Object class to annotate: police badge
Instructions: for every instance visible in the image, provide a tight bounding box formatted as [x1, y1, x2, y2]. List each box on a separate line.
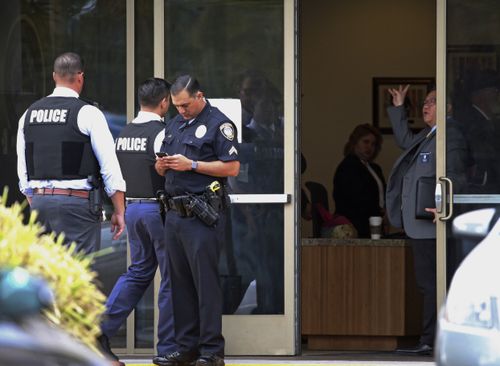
[219, 122, 234, 141]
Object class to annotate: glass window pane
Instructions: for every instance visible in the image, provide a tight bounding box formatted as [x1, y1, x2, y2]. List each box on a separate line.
[135, 0, 155, 116]
[135, 282, 155, 349]
[0, 0, 128, 347]
[164, 0, 285, 314]
[446, 0, 500, 284]
[222, 204, 284, 314]
[446, 1, 500, 195]
[165, 0, 284, 194]
[132, 0, 155, 350]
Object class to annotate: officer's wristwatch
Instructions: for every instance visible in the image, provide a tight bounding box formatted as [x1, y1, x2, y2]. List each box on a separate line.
[191, 160, 198, 171]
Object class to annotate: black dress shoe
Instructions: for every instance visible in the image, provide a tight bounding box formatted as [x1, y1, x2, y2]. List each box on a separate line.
[195, 354, 225, 366]
[97, 334, 125, 366]
[153, 351, 198, 366]
[395, 343, 433, 355]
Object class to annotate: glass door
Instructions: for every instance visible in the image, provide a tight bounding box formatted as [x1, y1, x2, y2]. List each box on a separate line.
[0, 0, 134, 353]
[1, 0, 299, 357]
[155, 0, 298, 355]
[436, 0, 500, 305]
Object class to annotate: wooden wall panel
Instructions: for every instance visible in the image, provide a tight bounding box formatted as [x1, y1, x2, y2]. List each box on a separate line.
[301, 241, 423, 350]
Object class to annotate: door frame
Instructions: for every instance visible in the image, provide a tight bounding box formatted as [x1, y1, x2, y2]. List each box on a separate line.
[122, 0, 299, 356]
[435, 0, 447, 311]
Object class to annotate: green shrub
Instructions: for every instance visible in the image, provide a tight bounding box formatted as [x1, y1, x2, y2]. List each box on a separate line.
[0, 189, 106, 353]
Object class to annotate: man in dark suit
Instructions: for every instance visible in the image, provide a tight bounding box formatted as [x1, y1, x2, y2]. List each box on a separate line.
[450, 70, 500, 263]
[386, 84, 437, 355]
[454, 69, 500, 195]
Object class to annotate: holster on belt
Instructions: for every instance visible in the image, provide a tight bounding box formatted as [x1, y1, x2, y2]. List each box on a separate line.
[156, 190, 167, 219]
[205, 180, 230, 211]
[87, 175, 104, 217]
[185, 193, 219, 226]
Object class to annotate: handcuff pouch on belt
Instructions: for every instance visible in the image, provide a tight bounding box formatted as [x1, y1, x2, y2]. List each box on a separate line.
[156, 191, 188, 216]
[172, 196, 191, 217]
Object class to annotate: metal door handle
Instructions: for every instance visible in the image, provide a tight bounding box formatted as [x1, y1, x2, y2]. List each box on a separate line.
[438, 177, 454, 221]
[435, 182, 443, 213]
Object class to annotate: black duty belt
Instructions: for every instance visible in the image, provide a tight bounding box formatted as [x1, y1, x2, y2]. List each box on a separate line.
[158, 192, 221, 226]
[165, 195, 194, 217]
[126, 198, 158, 204]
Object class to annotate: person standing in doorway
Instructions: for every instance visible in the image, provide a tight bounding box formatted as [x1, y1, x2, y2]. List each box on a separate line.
[386, 84, 437, 355]
[16, 52, 125, 254]
[154, 75, 240, 366]
[98, 78, 175, 366]
[333, 123, 385, 238]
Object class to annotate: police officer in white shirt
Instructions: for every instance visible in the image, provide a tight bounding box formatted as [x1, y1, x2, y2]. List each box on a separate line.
[16, 52, 126, 254]
[98, 78, 175, 366]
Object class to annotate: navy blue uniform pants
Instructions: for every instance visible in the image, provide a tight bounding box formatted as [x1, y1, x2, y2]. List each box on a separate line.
[31, 194, 100, 254]
[102, 202, 175, 355]
[165, 210, 225, 357]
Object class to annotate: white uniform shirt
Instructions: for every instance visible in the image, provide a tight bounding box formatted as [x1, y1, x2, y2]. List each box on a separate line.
[17, 86, 126, 197]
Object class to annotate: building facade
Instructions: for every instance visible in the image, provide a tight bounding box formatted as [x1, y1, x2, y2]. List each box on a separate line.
[2, 0, 500, 357]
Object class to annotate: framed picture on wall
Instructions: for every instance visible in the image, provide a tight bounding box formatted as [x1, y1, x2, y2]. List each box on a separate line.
[372, 77, 435, 134]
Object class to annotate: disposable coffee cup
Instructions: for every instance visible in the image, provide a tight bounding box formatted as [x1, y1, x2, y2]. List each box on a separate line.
[369, 216, 383, 240]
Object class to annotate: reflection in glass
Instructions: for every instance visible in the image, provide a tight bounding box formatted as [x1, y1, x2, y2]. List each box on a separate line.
[221, 204, 284, 314]
[132, 0, 155, 350]
[447, 1, 500, 196]
[446, 203, 498, 288]
[135, 283, 155, 349]
[164, 0, 284, 314]
[446, 0, 500, 285]
[135, 0, 154, 116]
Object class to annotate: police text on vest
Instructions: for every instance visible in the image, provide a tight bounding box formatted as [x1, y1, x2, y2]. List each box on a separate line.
[29, 109, 68, 123]
[115, 137, 148, 152]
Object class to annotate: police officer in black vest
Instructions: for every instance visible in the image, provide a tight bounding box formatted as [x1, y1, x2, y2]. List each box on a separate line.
[98, 78, 175, 366]
[153, 75, 240, 366]
[16, 52, 125, 254]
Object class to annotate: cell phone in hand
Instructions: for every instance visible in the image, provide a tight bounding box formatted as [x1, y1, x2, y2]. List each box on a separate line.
[155, 152, 169, 158]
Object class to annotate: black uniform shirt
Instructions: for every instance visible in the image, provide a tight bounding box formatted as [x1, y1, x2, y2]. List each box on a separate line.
[161, 102, 239, 195]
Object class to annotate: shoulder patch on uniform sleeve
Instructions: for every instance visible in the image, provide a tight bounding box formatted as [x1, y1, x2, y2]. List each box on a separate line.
[229, 146, 238, 155]
[219, 122, 235, 141]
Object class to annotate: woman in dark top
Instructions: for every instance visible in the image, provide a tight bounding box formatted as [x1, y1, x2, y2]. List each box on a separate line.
[333, 124, 386, 238]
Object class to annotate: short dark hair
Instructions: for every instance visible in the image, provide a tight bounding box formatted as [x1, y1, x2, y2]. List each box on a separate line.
[343, 123, 383, 160]
[137, 78, 171, 107]
[170, 74, 201, 97]
[53, 52, 84, 78]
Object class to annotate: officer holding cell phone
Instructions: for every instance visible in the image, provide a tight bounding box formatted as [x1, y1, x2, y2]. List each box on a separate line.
[98, 78, 175, 366]
[153, 75, 240, 366]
